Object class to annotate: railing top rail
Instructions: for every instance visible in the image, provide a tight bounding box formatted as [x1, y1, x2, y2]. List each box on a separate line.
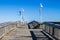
[43, 22, 60, 29]
[0, 22, 16, 29]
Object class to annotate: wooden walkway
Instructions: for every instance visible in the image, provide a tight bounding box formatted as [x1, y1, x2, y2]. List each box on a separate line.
[1, 24, 49, 40]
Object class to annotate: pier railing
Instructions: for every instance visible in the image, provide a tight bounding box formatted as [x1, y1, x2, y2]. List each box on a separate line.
[0, 22, 17, 39]
[43, 22, 60, 40]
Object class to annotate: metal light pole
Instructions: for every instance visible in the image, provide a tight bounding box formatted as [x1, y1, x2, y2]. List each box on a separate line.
[19, 8, 24, 24]
[40, 3, 43, 29]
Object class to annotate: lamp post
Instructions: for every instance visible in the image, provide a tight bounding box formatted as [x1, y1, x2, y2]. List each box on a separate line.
[40, 3, 43, 29]
[19, 8, 24, 24]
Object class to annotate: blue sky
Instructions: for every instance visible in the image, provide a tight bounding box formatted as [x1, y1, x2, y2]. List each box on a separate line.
[0, 0, 60, 23]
